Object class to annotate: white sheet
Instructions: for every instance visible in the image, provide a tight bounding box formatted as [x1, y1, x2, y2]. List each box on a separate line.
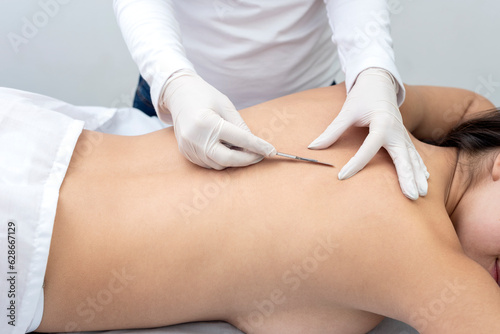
[54, 318, 417, 334]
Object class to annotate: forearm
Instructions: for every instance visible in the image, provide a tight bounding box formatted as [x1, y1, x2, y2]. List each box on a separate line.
[400, 85, 494, 141]
[113, 0, 194, 111]
[323, 0, 405, 104]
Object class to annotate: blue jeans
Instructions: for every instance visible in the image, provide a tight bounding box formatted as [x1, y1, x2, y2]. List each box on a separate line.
[132, 75, 337, 117]
[133, 76, 157, 117]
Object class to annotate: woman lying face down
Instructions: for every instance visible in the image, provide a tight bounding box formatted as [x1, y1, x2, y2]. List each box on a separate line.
[35, 83, 500, 334]
[441, 112, 500, 286]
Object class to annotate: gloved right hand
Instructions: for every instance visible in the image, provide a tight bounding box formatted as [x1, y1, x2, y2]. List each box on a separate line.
[160, 70, 276, 170]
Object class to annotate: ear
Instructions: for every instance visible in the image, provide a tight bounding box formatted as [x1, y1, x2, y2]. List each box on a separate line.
[492, 153, 500, 181]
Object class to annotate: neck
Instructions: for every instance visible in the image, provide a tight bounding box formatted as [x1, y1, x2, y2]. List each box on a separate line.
[413, 140, 467, 217]
[444, 149, 470, 217]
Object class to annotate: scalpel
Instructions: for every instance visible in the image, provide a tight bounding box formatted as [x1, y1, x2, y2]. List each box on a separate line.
[276, 152, 334, 167]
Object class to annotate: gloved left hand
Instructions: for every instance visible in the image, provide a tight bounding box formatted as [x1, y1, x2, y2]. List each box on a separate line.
[308, 68, 429, 200]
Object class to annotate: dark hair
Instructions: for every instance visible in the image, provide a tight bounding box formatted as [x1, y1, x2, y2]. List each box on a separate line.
[434, 108, 500, 155]
[430, 108, 500, 186]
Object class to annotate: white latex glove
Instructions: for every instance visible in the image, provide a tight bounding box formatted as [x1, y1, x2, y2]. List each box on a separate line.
[308, 68, 429, 200]
[160, 70, 276, 170]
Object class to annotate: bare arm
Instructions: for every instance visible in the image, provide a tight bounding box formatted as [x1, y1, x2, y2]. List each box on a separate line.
[400, 85, 495, 141]
[404, 250, 500, 333]
[336, 211, 500, 333]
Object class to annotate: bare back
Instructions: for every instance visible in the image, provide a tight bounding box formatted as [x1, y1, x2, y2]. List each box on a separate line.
[39, 85, 498, 334]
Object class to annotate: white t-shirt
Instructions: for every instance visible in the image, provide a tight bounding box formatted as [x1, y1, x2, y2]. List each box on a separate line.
[114, 0, 404, 116]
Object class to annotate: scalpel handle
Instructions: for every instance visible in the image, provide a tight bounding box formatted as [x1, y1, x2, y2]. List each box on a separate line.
[276, 152, 317, 163]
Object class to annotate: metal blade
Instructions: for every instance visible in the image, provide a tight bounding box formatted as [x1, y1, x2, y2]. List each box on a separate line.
[276, 152, 334, 167]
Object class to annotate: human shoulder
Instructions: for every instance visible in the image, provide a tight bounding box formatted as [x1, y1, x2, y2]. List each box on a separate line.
[341, 206, 500, 333]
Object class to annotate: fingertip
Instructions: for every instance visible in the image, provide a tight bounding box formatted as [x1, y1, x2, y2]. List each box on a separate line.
[415, 168, 429, 197]
[262, 142, 277, 157]
[401, 179, 420, 200]
[403, 188, 419, 201]
[338, 169, 347, 180]
[203, 159, 225, 170]
[417, 174, 428, 197]
[308, 138, 325, 150]
[243, 154, 265, 166]
[308, 127, 343, 149]
[419, 185, 428, 197]
[338, 165, 357, 180]
[257, 142, 276, 157]
[338, 173, 351, 181]
[407, 148, 428, 197]
[268, 147, 277, 157]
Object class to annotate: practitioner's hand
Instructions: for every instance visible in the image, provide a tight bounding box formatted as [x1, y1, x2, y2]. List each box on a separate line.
[308, 68, 429, 200]
[160, 70, 276, 170]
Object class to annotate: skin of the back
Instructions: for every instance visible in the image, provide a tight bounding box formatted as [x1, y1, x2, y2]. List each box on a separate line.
[38, 84, 500, 334]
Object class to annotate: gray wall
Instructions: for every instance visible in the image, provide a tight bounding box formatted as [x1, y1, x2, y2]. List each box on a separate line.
[1, 0, 499, 108]
[391, 0, 500, 105]
[0, 0, 138, 108]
